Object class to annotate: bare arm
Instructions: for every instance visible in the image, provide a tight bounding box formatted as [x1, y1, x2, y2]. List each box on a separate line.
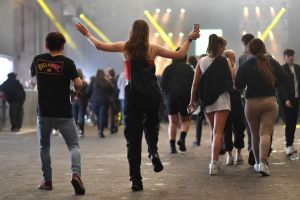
[73, 77, 82, 91]
[187, 61, 202, 113]
[75, 23, 124, 52]
[152, 31, 200, 60]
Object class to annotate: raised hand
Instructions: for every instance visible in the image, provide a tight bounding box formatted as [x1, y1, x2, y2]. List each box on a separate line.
[75, 23, 90, 36]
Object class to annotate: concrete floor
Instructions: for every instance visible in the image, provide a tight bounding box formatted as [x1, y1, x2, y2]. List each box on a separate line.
[0, 123, 300, 200]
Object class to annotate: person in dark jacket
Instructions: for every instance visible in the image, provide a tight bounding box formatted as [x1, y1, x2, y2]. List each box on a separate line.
[188, 34, 233, 175]
[280, 49, 300, 156]
[0, 72, 25, 132]
[160, 48, 194, 154]
[235, 38, 290, 176]
[87, 69, 114, 138]
[72, 68, 89, 137]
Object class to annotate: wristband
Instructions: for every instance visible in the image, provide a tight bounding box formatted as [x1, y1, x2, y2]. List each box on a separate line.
[187, 36, 193, 43]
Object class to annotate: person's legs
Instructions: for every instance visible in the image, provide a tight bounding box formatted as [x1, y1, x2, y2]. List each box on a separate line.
[223, 113, 234, 165]
[259, 100, 278, 164]
[77, 101, 87, 136]
[177, 115, 191, 152]
[9, 102, 18, 131]
[245, 100, 261, 165]
[282, 101, 299, 148]
[144, 106, 163, 173]
[212, 110, 229, 162]
[168, 114, 178, 153]
[37, 117, 53, 182]
[57, 117, 85, 194]
[124, 111, 144, 185]
[194, 111, 205, 146]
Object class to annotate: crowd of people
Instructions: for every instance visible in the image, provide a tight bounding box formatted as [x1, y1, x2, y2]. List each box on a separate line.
[1, 18, 298, 195]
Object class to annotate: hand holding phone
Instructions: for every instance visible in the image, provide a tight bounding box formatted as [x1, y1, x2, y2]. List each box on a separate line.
[193, 24, 200, 32]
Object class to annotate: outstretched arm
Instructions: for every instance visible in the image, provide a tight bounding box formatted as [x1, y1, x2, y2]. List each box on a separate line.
[152, 31, 200, 60]
[75, 23, 124, 52]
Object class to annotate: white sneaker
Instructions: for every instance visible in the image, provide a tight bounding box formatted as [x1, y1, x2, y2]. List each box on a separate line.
[209, 162, 220, 175]
[254, 163, 259, 172]
[235, 153, 244, 164]
[258, 163, 270, 176]
[286, 146, 296, 156]
[226, 155, 234, 165]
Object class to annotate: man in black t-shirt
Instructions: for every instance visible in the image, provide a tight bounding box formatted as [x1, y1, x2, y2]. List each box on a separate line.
[30, 32, 85, 195]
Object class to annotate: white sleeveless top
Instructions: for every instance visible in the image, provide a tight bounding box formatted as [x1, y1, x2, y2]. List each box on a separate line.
[198, 56, 231, 113]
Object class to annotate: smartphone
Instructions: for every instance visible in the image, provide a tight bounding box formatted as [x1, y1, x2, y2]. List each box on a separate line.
[193, 24, 200, 32]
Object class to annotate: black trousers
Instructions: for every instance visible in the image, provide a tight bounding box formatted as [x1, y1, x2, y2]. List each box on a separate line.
[195, 110, 205, 143]
[9, 102, 24, 130]
[224, 90, 245, 151]
[124, 86, 160, 180]
[281, 99, 299, 147]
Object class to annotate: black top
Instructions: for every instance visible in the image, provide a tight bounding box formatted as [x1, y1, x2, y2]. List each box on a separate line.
[0, 77, 25, 103]
[30, 53, 78, 118]
[160, 61, 194, 99]
[198, 55, 233, 107]
[281, 63, 300, 100]
[129, 59, 163, 103]
[235, 57, 288, 100]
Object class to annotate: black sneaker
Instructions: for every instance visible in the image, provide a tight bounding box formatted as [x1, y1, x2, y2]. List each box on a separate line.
[149, 153, 164, 173]
[177, 140, 187, 152]
[248, 150, 255, 166]
[169, 146, 177, 154]
[193, 140, 200, 147]
[131, 178, 143, 192]
[71, 174, 85, 195]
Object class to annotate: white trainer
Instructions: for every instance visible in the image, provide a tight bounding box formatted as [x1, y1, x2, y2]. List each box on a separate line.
[226, 155, 234, 165]
[235, 153, 244, 164]
[254, 163, 259, 172]
[258, 163, 270, 176]
[209, 162, 220, 175]
[286, 146, 296, 156]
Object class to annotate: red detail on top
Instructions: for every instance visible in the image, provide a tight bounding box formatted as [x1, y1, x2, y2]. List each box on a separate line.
[124, 60, 155, 81]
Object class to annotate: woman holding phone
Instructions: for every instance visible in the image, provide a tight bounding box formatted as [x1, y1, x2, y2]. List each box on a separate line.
[75, 20, 199, 191]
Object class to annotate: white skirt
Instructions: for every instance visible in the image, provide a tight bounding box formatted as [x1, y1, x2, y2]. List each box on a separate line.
[205, 91, 231, 113]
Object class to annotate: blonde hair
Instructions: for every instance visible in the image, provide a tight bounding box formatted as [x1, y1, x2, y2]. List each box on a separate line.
[223, 49, 236, 67]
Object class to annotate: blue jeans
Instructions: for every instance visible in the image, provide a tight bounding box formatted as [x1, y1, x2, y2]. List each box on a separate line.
[93, 103, 109, 135]
[37, 116, 81, 181]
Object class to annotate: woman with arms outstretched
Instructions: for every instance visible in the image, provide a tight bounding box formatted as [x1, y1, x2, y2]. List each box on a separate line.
[76, 20, 199, 191]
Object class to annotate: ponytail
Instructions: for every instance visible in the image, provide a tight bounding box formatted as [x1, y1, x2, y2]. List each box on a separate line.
[256, 54, 275, 86]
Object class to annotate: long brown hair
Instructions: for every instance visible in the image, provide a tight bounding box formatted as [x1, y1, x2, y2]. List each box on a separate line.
[94, 69, 111, 88]
[248, 38, 275, 86]
[124, 20, 149, 60]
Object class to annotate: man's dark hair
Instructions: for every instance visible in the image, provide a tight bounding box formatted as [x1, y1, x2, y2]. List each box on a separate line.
[46, 32, 66, 51]
[283, 48, 295, 56]
[241, 33, 255, 46]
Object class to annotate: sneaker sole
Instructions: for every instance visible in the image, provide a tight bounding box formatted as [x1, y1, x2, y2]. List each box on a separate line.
[258, 171, 270, 177]
[71, 179, 85, 195]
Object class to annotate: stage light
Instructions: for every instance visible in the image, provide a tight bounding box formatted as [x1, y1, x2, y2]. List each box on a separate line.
[154, 32, 160, 37]
[37, 0, 77, 49]
[155, 8, 160, 13]
[144, 10, 176, 49]
[242, 31, 246, 35]
[168, 33, 173, 38]
[244, 7, 249, 18]
[79, 13, 112, 43]
[255, 6, 261, 18]
[260, 8, 286, 41]
[180, 9, 186, 14]
[166, 8, 172, 13]
[270, 7, 275, 16]
[257, 31, 262, 37]
[269, 31, 274, 40]
[179, 32, 184, 37]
